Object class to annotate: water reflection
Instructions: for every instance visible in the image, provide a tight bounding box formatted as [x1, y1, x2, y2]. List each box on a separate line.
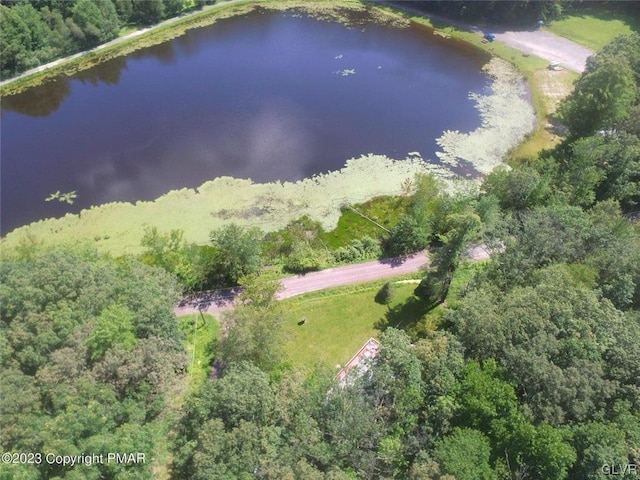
[1, 9, 490, 233]
[2, 56, 128, 118]
[131, 41, 177, 65]
[1, 80, 70, 117]
[74, 56, 128, 86]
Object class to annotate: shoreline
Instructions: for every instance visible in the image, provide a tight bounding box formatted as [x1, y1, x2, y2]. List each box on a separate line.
[1, 54, 535, 256]
[1, 1, 559, 256]
[0, 0, 389, 96]
[0, 0, 251, 95]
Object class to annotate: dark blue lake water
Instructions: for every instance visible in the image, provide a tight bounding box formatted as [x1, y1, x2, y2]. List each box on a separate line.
[1, 8, 489, 233]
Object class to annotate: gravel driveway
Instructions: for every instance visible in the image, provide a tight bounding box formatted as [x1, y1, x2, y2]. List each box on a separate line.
[493, 29, 594, 72]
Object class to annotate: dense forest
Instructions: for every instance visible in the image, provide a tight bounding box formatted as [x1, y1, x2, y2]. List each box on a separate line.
[168, 33, 640, 479]
[0, 0, 216, 80]
[1, 11, 640, 480]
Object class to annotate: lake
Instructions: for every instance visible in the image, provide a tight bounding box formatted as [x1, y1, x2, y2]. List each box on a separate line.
[1, 8, 490, 234]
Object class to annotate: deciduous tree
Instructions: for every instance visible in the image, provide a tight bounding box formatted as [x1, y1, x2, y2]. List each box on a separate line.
[210, 223, 264, 285]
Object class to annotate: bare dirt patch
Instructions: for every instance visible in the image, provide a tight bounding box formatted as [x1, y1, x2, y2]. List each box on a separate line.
[534, 67, 575, 139]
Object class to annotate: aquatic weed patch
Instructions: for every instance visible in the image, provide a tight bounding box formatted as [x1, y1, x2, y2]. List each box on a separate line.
[2, 155, 451, 256]
[435, 58, 536, 174]
[1, 56, 537, 257]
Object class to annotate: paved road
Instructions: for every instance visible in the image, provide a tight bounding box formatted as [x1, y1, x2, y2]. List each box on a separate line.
[174, 244, 491, 317]
[277, 252, 430, 300]
[278, 243, 491, 300]
[174, 252, 430, 317]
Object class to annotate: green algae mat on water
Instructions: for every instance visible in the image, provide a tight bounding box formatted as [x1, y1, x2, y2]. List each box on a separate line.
[2, 57, 534, 257]
[2, 155, 445, 255]
[1, 1, 536, 257]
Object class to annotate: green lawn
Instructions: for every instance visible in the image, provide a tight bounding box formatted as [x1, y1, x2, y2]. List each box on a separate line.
[546, 9, 639, 51]
[282, 280, 422, 370]
[281, 261, 485, 370]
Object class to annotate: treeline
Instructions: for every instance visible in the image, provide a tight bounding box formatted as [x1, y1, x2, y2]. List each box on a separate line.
[405, 0, 562, 26]
[170, 33, 640, 479]
[0, 0, 216, 80]
[407, 0, 639, 27]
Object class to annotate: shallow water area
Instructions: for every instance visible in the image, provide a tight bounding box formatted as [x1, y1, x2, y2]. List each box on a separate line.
[1, 7, 492, 234]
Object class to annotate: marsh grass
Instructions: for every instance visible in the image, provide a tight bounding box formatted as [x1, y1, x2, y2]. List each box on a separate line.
[319, 196, 411, 248]
[2, 155, 444, 256]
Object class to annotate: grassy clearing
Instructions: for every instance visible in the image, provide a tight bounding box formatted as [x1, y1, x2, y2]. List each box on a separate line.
[546, 8, 639, 51]
[178, 312, 219, 386]
[319, 195, 411, 248]
[281, 278, 421, 369]
[514, 67, 578, 159]
[281, 260, 485, 370]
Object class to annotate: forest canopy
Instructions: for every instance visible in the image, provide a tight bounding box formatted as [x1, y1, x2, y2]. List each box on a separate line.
[1, 8, 639, 480]
[0, 246, 187, 479]
[0, 0, 213, 80]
